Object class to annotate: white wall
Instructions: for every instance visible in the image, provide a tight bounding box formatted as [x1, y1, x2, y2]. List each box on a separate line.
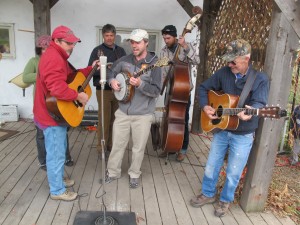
[0, 0, 202, 119]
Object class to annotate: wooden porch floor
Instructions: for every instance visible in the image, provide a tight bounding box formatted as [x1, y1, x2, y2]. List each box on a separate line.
[0, 120, 296, 225]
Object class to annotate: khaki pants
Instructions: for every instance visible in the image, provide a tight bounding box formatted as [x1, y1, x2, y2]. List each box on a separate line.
[107, 109, 153, 178]
[96, 89, 118, 152]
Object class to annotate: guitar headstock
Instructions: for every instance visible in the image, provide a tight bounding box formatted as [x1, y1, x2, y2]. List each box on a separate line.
[258, 106, 287, 119]
[156, 57, 171, 67]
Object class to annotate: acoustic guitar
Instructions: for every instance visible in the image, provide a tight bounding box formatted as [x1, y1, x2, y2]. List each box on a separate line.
[46, 65, 98, 127]
[201, 90, 287, 133]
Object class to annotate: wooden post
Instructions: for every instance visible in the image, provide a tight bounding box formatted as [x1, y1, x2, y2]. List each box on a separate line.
[274, 0, 300, 38]
[240, 2, 299, 212]
[32, 0, 51, 40]
[191, 0, 223, 133]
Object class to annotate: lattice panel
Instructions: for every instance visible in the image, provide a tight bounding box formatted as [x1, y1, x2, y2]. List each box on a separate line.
[206, 0, 273, 76]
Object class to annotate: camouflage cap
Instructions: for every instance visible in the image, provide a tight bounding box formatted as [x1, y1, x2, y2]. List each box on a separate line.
[221, 39, 251, 62]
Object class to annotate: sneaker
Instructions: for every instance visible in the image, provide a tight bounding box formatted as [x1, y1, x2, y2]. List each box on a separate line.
[65, 159, 74, 167]
[176, 153, 186, 162]
[50, 190, 77, 201]
[129, 177, 139, 189]
[104, 170, 118, 184]
[63, 177, 75, 188]
[190, 194, 216, 208]
[214, 201, 230, 217]
[290, 157, 298, 165]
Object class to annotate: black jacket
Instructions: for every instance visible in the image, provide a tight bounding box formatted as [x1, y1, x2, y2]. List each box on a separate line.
[88, 43, 126, 90]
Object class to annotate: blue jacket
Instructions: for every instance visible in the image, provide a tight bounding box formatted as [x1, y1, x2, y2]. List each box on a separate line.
[198, 64, 269, 134]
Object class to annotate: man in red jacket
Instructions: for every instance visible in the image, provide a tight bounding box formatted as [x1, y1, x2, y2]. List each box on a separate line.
[34, 25, 99, 201]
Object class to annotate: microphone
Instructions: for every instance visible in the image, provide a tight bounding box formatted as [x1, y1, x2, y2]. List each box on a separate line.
[99, 56, 107, 84]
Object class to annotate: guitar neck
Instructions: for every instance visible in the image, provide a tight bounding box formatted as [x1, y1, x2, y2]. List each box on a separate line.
[79, 64, 98, 91]
[133, 64, 155, 78]
[222, 108, 259, 116]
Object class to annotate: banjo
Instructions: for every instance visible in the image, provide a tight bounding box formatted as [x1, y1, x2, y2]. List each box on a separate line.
[114, 56, 169, 103]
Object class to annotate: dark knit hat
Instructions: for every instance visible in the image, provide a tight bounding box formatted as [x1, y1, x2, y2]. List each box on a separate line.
[161, 25, 177, 37]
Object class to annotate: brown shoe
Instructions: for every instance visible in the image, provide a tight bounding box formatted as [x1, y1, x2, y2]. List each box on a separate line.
[176, 153, 185, 162]
[214, 201, 230, 217]
[50, 190, 77, 201]
[190, 194, 216, 208]
[63, 177, 75, 188]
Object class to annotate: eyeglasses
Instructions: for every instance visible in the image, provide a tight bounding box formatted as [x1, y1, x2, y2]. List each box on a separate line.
[60, 39, 76, 46]
[227, 60, 237, 65]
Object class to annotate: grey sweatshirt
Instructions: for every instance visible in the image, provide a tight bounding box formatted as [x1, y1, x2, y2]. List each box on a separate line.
[108, 52, 162, 115]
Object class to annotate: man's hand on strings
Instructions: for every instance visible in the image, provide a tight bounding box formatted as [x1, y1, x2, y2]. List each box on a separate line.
[129, 77, 141, 87]
[178, 35, 188, 50]
[203, 105, 218, 120]
[110, 79, 121, 91]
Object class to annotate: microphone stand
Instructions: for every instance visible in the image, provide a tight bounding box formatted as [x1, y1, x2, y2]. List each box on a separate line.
[96, 56, 118, 225]
[73, 58, 135, 225]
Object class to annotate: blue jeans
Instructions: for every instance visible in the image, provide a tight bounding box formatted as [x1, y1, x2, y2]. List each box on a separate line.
[44, 126, 67, 195]
[36, 126, 71, 165]
[202, 130, 254, 202]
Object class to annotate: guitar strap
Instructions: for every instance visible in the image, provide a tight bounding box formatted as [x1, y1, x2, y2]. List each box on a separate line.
[237, 69, 258, 108]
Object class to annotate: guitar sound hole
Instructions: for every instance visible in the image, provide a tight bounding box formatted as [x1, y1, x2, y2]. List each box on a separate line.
[212, 106, 223, 125]
[212, 118, 221, 125]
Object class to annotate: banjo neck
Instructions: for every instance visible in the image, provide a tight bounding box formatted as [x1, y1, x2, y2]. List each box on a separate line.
[133, 64, 156, 78]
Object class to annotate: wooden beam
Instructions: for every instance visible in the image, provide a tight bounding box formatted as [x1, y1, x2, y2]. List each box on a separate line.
[29, 0, 59, 9]
[191, 0, 223, 133]
[33, 0, 51, 39]
[49, 0, 59, 8]
[177, 0, 194, 17]
[240, 3, 299, 212]
[274, 0, 300, 38]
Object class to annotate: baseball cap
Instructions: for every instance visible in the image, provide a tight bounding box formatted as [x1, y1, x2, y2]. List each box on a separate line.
[51, 25, 81, 43]
[221, 39, 251, 62]
[128, 29, 149, 42]
[161, 25, 177, 37]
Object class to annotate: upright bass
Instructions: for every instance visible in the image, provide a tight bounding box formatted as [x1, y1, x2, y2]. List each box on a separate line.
[161, 11, 202, 154]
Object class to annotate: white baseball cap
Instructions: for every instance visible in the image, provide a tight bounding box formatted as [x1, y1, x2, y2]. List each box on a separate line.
[128, 29, 149, 42]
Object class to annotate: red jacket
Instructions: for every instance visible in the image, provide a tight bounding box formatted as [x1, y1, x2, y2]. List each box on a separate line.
[33, 41, 92, 127]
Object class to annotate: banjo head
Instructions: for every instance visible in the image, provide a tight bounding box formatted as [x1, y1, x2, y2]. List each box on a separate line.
[114, 72, 130, 102]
